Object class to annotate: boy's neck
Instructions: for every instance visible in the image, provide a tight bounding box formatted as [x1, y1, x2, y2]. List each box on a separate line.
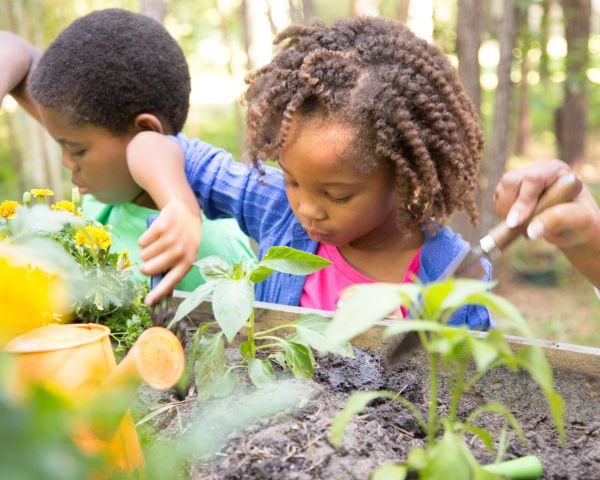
[132, 190, 158, 210]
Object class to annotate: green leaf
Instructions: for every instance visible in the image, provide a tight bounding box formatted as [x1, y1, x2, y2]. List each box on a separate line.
[465, 292, 533, 338]
[383, 320, 446, 338]
[458, 423, 495, 454]
[291, 315, 354, 357]
[248, 358, 276, 387]
[420, 430, 477, 479]
[329, 391, 387, 447]
[258, 246, 331, 275]
[468, 336, 499, 372]
[406, 447, 427, 471]
[325, 283, 419, 346]
[279, 340, 314, 379]
[247, 265, 274, 284]
[240, 340, 252, 359]
[170, 281, 215, 327]
[194, 256, 231, 280]
[422, 280, 456, 318]
[372, 463, 407, 480]
[515, 347, 565, 440]
[437, 279, 493, 313]
[194, 333, 235, 401]
[212, 279, 254, 342]
[467, 401, 525, 444]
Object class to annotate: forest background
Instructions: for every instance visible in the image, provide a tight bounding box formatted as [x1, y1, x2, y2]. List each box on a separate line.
[1, 0, 599, 346]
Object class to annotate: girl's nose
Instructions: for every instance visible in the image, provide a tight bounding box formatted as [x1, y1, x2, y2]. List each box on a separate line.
[297, 195, 326, 223]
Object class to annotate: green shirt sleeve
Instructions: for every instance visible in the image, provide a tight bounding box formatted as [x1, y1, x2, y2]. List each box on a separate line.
[82, 196, 256, 291]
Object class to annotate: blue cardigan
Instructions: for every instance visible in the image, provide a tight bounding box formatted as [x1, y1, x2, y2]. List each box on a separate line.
[173, 133, 492, 330]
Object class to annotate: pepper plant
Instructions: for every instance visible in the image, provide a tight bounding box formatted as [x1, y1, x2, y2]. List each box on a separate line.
[324, 279, 565, 479]
[170, 246, 353, 399]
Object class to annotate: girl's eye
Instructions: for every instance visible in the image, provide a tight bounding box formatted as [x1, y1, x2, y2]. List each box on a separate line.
[284, 179, 299, 188]
[325, 192, 352, 204]
[72, 149, 86, 157]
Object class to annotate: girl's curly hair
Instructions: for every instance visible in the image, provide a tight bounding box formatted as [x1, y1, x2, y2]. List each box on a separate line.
[243, 16, 484, 228]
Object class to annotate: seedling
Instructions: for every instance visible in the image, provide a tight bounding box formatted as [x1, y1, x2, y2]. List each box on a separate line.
[170, 246, 353, 399]
[324, 279, 565, 479]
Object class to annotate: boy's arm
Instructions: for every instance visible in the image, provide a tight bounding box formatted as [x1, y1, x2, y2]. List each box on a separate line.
[127, 131, 202, 305]
[0, 31, 41, 121]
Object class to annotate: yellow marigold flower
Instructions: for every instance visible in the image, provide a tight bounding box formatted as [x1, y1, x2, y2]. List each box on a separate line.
[0, 200, 20, 220]
[51, 200, 76, 214]
[30, 188, 54, 197]
[0, 256, 67, 346]
[117, 251, 131, 269]
[75, 226, 112, 251]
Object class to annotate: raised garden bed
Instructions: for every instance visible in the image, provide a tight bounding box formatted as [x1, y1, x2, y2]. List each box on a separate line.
[136, 299, 600, 480]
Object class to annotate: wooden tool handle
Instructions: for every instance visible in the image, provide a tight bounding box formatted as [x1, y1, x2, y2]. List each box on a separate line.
[488, 172, 583, 251]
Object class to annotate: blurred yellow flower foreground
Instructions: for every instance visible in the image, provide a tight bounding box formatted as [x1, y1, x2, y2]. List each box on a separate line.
[0, 252, 67, 346]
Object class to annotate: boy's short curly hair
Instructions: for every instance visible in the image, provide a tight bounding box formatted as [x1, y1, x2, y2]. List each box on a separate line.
[29, 8, 190, 135]
[244, 17, 484, 228]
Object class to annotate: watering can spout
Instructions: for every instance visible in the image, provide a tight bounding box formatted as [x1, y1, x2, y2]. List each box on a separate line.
[88, 327, 185, 440]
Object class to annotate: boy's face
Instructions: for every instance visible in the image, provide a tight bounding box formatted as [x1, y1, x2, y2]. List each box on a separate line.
[39, 106, 141, 204]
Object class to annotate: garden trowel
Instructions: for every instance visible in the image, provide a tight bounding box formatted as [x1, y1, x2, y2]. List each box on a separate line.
[385, 172, 583, 363]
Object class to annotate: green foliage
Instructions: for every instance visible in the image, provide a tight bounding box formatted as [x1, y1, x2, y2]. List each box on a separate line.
[171, 246, 352, 398]
[0, 354, 102, 479]
[0, 190, 150, 351]
[325, 278, 565, 478]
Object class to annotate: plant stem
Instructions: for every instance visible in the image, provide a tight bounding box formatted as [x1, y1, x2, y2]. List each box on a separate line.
[255, 323, 296, 336]
[255, 343, 279, 351]
[449, 358, 467, 424]
[247, 310, 256, 360]
[427, 352, 439, 447]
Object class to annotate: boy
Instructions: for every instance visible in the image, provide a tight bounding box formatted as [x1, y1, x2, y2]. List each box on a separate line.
[0, 9, 255, 296]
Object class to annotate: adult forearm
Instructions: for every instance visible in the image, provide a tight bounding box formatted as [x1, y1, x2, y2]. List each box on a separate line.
[561, 236, 600, 289]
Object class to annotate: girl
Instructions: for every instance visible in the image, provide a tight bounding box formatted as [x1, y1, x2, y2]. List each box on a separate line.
[130, 16, 491, 328]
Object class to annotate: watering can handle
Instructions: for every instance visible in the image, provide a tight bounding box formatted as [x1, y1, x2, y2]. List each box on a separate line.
[146, 214, 166, 292]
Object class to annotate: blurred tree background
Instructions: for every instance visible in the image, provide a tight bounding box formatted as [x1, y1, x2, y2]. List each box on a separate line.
[1, 0, 600, 344]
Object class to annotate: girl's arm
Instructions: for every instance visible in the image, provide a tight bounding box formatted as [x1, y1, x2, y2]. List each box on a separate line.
[0, 31, 41, 121]
[127, 131, 203, 304]
[494, 159, 600, 289]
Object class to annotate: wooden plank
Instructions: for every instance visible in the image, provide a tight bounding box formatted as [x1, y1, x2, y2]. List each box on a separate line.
[172, 292, 600, 377]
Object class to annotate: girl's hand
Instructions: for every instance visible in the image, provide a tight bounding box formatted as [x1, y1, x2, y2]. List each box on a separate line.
[139, 199, 202, 305]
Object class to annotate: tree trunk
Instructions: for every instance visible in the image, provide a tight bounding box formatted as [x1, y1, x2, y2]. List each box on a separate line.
[478, 0, 518, 237]
[555, 0, 590, 165]
[288, 0, 301, 23]
[456, 0, 482, 114]
[301, 0, 315, 22]
[451, 0, 483, 242]
[515, 7, 531, 157]
[539, 0, 552, 81]
[140, 0, 166, 23]
[396, 0, 410, 23]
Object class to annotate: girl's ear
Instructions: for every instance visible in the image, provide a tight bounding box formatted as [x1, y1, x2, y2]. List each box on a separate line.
[132, 113, 165, 134]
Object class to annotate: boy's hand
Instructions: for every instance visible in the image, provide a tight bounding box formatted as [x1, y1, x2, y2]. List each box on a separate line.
[139, 199, 202, 305]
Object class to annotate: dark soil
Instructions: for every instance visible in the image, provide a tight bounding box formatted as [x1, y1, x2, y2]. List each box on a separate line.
[137, 348, 600, 480]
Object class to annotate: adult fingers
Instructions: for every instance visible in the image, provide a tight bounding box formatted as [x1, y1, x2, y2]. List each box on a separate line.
[527, 202, 594, 248]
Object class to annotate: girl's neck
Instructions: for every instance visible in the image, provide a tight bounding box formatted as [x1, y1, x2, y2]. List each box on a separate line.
[338, 224, 424, 282]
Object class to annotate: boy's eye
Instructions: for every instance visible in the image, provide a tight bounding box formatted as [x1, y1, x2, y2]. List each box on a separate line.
[72, 149, 86, 157]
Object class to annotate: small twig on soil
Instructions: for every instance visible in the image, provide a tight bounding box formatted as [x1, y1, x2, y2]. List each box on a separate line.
[135, 397, 196, 427]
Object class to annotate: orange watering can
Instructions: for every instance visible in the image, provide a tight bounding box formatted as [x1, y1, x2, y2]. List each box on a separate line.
[5, 323, 185, 474]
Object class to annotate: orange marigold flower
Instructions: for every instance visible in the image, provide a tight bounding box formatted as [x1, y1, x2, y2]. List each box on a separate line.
[0, 200, 21, 220]
[75, 226, 112, 251]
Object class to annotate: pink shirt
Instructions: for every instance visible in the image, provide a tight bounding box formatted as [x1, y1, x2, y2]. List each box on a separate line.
[300, 243, 422, 312]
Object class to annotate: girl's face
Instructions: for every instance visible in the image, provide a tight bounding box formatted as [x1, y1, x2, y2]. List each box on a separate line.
[280, 118, 398, 247]
[39, 106, 141, 204]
